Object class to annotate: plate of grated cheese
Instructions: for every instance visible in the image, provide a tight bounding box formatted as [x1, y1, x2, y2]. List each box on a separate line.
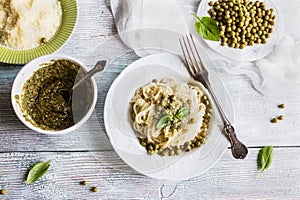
[0, 0, 77, 64]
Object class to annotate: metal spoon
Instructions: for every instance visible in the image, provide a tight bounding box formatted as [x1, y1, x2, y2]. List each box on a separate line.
[60, 60, 106, 103]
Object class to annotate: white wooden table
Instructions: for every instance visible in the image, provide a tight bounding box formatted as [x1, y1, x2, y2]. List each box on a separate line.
[1, 0, 300, 199]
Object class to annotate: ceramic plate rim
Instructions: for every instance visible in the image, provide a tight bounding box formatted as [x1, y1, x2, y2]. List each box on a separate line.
[104, 52, 233, 180]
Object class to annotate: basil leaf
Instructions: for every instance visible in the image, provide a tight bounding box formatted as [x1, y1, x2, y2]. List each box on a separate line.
[175, 107, 190, 119]
[156, 114, 173, 129]
[258, 146, 273, 174]
[193, 14, 220, 41]
[26, 160, 51, 184]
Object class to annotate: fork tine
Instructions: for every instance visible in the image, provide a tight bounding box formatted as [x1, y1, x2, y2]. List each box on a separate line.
[183, 36, 199, 75]
[185, 34, 204, 73]
[179, 37, 195, 76]
[179, 34, 206, 78]
[188, 34, 206, 71]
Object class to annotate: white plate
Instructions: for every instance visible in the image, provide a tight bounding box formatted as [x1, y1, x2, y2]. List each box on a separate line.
[104, 52, 234, 180]
[197, 0, 284, 61]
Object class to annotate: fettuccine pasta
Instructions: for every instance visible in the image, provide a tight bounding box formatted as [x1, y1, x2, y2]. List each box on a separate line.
[130, 78, 211, 156]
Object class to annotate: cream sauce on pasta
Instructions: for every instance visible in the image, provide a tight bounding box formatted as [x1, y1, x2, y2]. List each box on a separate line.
[130, 78, 206, 149]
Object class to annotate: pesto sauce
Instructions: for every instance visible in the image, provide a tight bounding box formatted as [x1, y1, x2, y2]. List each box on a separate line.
[21, 59, 92, 131]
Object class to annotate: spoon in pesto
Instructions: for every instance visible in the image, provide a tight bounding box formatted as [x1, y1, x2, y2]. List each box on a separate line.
[60, 60, 106, 104]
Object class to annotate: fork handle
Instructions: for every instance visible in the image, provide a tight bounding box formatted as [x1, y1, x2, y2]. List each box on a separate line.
[201, 80, 230, 125]
[203, 81, 248, 159]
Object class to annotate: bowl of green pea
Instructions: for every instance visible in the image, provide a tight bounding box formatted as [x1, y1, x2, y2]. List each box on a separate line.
[196, 0, 283, 61]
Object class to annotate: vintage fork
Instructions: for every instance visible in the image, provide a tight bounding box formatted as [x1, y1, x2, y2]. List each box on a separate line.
[179, 34, 248, 159]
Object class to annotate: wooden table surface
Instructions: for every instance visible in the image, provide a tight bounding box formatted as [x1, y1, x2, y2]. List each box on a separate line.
[1, 0, 300, 199]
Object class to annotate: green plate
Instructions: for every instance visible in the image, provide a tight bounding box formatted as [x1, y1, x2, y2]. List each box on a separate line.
[0, 0, 77, 64]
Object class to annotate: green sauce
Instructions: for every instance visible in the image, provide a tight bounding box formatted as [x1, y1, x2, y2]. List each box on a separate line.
[21, 59, 93, 131]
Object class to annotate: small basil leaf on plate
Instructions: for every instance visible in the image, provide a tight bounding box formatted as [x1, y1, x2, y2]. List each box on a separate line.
[156, 114, 173, 129]
[26, 160, 51, 184]
[258, 146, 273, 174]
[175, 106, 189, 119]
[193, 14, 220, 41]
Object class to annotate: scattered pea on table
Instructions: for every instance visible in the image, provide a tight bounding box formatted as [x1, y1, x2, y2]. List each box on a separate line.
[80, 180, 87, 186]
[0, 189, 6, 195]
[271, 118, 278, 123]
[277, 115, 284, 120]
[92, 187, 98, 193]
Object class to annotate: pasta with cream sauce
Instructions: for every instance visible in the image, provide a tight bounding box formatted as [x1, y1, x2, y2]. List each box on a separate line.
[130, 78, 208, 154]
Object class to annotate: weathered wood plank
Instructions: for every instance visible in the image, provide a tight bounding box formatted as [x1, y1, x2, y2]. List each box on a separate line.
[1, 58, 300, 152]
[0, 148, 299, 199]
[0, 0, 299, 199]
[1, 0, 300, 151]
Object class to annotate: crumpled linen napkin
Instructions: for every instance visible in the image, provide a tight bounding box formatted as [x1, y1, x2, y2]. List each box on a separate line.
[255, 35, 300, 94]
[110, 0, 188, 56]
[110, 0, 300, 96]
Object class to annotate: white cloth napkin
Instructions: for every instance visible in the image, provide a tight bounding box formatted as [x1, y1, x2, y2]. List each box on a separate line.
[110, 0, 300, 96]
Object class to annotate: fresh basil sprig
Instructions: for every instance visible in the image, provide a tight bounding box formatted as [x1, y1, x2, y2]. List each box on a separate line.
[156, 107, 190, 129]
[26, 160, 51, 184]
[192, 14, 220, 41]
[156, 114, 173, 129]
[175, 107, 190, 119]
[257, 146, 273, 174]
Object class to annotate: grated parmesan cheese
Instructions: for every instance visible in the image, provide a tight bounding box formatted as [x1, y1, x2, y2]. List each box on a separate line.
[0, 0, 62, 49]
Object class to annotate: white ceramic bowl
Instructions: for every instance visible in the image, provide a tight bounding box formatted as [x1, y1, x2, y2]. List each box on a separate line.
[11, 55, 98, 135]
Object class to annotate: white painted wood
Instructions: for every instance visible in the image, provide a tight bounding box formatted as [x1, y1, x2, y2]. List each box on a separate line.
[0, 148, 299, 199]
[0, 0, 300, 199]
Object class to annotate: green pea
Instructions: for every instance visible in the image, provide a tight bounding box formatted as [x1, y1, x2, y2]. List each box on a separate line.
[200, 138, 206, 144]
[256, 38, 262, 44]
[249, 40, 254, 46]
[195, 141, 201, 147]
[239, 44, 246, 49]
[271, 118, 278, 123]
[175, 149, 182, 155]
[186, 146, 192, 152]
[81, 180, 87, 186]
[92, 187, 98, 193]
[147, 144, 153, 151]
[258, 30, 262, 35]
[277, 115, 284, 120]
[169, 150, 175, 156]
[200, 131, 207, 137]
[0, 189, 6, 195]
[140, 141, 147, 147]
[269, 28, 273, 33]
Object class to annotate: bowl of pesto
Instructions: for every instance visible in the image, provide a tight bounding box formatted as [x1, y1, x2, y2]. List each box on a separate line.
[11, 55, 97, 134]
